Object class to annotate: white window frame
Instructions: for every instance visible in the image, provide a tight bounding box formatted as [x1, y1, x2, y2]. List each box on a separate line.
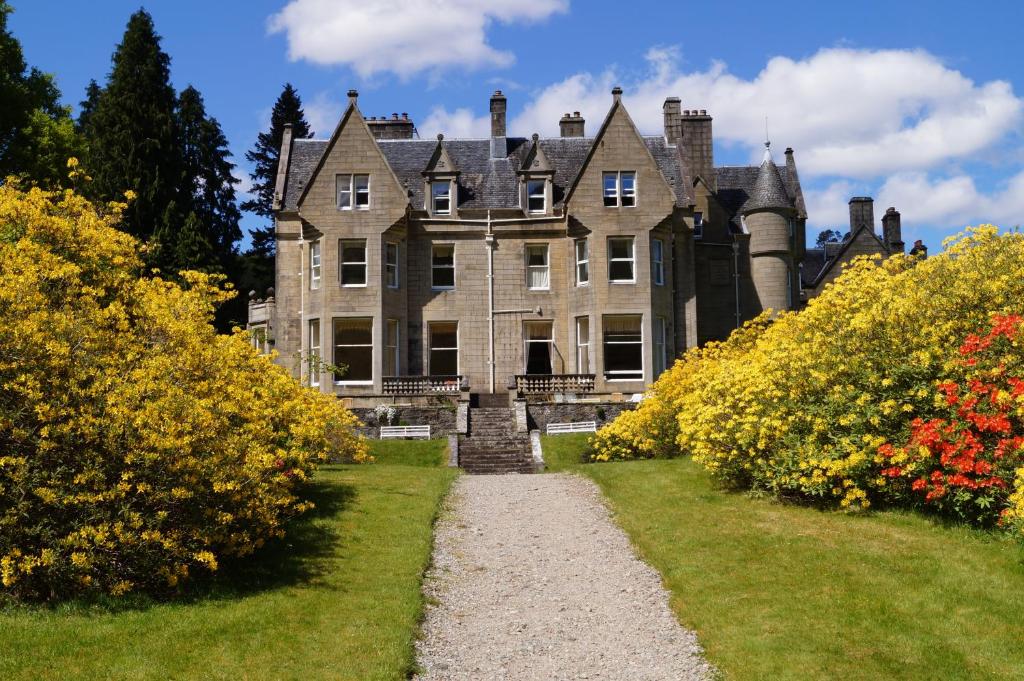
[354, 174, 370, 209]
[309, 241, 321, 290]
[526, 179, 546, 214]
[431, 243, 455, 290]
[332, 317, 373, 385]
[652, 238, 664, 286]
[693, 212, 704, 240]
[431, 180, 452, 216]
[339, 239, 367, 287]
[603, 315, 644, 382]
[385, 242, 399, 289]
[525, 243, 550, 291]
[384, 318, 399, 376]
[603, 171, 637, 208]
[428, 322, 459, 376]
[308, 319, 320, 387]
[653, 316, 667, 376]
[608, 236, 635, 284]
[336, 174, 370, 211]
[576, 316, 590, 374]
[575, 238, 589, 286]
[250, 325, 269, 354]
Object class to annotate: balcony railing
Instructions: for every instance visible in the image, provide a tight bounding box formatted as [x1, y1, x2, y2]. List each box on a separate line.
[382, 375, 466, 395]
[513, 373, 596, 396]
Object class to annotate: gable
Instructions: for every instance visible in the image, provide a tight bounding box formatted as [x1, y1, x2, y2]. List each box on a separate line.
[565, 101, 676, 215]
[295, 104, 407, 216]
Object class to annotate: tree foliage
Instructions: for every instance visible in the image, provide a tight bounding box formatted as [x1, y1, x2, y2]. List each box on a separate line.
[0, 1, 83, 186]
[815, 228, 843, 248]
[0, 183, 368, 600]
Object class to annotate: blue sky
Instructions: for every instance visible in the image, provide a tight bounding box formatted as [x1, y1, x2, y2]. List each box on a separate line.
[10, 0, 1024, 249]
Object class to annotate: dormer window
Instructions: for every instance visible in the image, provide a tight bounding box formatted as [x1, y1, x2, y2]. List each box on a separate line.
[527, 180, 546, 213]
[431, 181, 451, 215]
[603, 171, 636, 207]
[337, 174, 370, 210]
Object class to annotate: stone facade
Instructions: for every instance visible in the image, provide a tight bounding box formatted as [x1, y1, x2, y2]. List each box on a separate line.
[250, 87, 905, 401]
[526, 402, 635, 433]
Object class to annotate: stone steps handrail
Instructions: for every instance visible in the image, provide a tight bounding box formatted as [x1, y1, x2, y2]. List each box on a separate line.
[512, 374, 596, 396]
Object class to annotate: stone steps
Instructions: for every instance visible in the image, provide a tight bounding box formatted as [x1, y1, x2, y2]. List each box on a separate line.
[459, 406, 535, 475]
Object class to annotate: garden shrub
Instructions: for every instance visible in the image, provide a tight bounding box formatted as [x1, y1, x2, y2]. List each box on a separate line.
[591, 226, 1024, 531]
[0, 183, 368, 599]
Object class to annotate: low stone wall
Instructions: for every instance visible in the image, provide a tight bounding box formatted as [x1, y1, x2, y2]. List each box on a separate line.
[350, 406, 458, 439]
[526, 402, 635, 433]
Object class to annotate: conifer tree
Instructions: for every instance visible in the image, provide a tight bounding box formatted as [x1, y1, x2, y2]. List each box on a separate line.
[177, 86, 241, 264]
[238, 84, 312, 296]
[76, 80, 102, 135]
[84, 9, 181, 242]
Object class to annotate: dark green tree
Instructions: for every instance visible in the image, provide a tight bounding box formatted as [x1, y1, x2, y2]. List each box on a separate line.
[815, 229, 843, 248]
[76, 79, 102, 135]
[0, 1, 81, 185]
[84, 9, 181, 242]
[238, 83, 312, 297]
[176, 86, 242, 263]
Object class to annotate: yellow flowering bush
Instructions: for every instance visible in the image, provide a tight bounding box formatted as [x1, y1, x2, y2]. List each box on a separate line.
[592, 226, 1024, 528]
[0, 183, 368, 599]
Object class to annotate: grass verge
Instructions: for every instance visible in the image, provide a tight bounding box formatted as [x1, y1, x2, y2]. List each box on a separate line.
[1, 438, 457, 681]
[541, 434, 1024, 680]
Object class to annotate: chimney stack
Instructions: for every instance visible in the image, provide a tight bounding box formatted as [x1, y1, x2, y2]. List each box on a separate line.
[367, 112, 416, 140]
[490, 90, 507, 158]
[347, 89, 359, 106]
[663, 97, 682, 145]
[882, 207, 904, 254]
[559, 111, 585, 137]
[848, 197, 875, 233]
[680, 108, 714, 188]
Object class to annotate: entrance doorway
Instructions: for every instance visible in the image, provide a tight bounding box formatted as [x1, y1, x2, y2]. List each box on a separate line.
[524, 321, 553, 374]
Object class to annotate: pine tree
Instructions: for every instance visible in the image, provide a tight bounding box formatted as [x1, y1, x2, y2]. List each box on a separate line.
[84, 9, 181, 242]
[238, 83, 312, 297]
[76, 80, 102, 135]
[177, 86, 242, 264]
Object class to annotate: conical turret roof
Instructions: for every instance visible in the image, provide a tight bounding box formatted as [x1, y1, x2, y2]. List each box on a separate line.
[741, 142, 793, 214]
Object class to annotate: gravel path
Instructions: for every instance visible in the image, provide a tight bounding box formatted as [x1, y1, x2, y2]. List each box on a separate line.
[415, 474, 713, 680]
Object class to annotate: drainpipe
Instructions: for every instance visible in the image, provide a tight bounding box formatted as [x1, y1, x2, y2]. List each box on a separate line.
[732, 237, 741, 329]
[486, 210, 495, 394]
[299, 232, 306, 381]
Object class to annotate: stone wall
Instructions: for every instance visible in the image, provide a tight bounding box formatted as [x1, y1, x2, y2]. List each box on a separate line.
[526, 402, 635, 433]
[351, 405, 457, 439]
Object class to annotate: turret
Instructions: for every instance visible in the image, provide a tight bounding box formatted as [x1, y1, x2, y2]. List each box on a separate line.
[742, 142, 797, 315]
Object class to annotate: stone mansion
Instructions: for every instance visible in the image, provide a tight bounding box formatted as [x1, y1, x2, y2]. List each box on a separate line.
[248, 87, 906, 405]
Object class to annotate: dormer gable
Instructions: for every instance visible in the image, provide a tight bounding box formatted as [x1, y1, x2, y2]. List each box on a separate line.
[518, 134, 554, 175]
[518, 133, 554, 216]
[422, 134, 458, 217]
[422, 134, 459, 177]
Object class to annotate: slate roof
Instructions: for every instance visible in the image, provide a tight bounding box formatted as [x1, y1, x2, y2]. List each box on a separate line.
[801, 248, 828, 287]
[282, 134, 690, 212]
[741, 158, 794, 213]
[715, 165, 800, 232]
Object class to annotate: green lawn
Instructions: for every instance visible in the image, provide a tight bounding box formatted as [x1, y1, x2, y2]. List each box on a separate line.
[541, 434, 1024, 680]
[1, 439, 457, 681]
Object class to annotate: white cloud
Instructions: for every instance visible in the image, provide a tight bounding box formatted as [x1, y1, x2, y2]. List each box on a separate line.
[268, 0, 569, 78]
[303, 91, 344, 138]
[802, 180, 859, 229]
[876, 171, 1024, 232]
[480, 47, 1022, 180]
[420, 106, 490, 139]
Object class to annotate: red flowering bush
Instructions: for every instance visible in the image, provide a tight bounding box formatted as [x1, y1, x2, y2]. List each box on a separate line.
[878, 314, 1024, 526]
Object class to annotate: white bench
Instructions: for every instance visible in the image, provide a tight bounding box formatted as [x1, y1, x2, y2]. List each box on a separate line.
[546, 421, 597, 435]
[380, 425, 431, 439]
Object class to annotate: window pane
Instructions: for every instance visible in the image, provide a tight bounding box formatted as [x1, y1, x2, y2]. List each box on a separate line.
[337, 175, 352, 209]
[603, 173, 617, 206]
[333, 318, 372, 382]
[432, 244, 454, 266]
[528, 267, 549, 289]
[341, 266, 366, 286]
[609, 238, 632, 260]
[386, 243, 399, 288]
[433, 267, 454, 288]
[432, 181, 451, 214]
[609, 260, 633, 281]
[429, 322, 458, 375]
[432, 244, 455, 288]
[621, 172, 636, 206]
[354, 174, 369, 191]
[526, 245, 547, 266]
[527, 180, 545, 212]
[430, 350, 458, 376]
[577, 261, 589, 284]
[384, 320, 398, 375]
[576, 317, 590, 373]
[341, 243, 365, 262]
[603, 316, 642, 380]
[430, 323, 458, 349]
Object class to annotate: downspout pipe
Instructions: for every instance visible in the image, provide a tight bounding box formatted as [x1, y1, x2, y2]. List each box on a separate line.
[486, 211, 495, 394]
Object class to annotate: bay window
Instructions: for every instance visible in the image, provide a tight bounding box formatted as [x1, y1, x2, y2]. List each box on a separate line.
[608, 237, 635, 283]
[333, 318, 373, 384]
[384, 319, 399, 376]
[652, 238, 664, 285]
[603, 315, 642, 381]
[576, 316, 590, 373]
[310, 241, 321, 290]
[385, 242, 399, 288]
[308, 319, 320, 387]
[339, 239, 367, 287]
[575, 238, 589, 285]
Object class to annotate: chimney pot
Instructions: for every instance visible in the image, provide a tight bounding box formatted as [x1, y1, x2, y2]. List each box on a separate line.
[611, 86, 623, 101]
[573, 111, 580, 117]
[346, 89, 359, 104]
[402, 112, 408, 119]
[700, 109, 707, 115]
